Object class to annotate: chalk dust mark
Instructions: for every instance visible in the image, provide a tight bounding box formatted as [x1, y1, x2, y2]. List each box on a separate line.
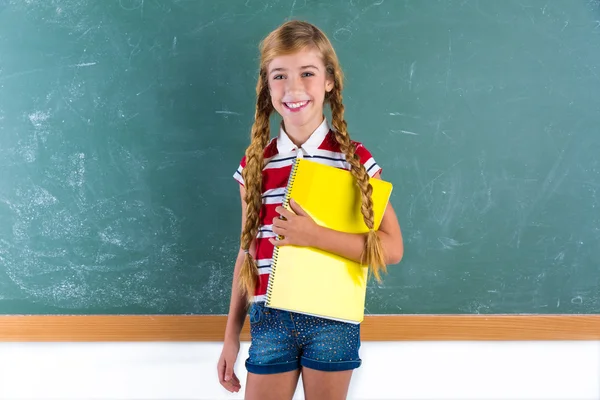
[438, 237, 467, 249]
[335, 0, 385, 42]
[512, 144, 570, 248]
[408, 159, 463, 218]
[28, 111, 50, 127]
[125, 113, 139, 122]
[409, 61, 416, 90]
[119, 0, 144, 15]
[334, 27, 352, 42]
[391, 129, 419, 136]
[77, 27, 93, 40]
[189, 20, 217, 35]
[215, 110, 242, 116]
[571, 296, 583, 305]
[389, 112, 421, 119]
[136, 83, 156, 96]
[68, 153, 86, 188]
[0, 68, 46, 83]
[60, 93, 90, 125]
[445, 32, 452, 93]
[70, 62, 97, 68]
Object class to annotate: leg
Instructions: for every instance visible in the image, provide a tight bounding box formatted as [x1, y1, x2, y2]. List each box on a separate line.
[302, 367, 354, 400]
[245, 303, 302, 399]
[245, 369, 301, 400]
[293, 313, 362, 400]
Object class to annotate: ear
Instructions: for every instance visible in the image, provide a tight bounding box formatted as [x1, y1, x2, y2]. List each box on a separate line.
[325, 77, 334, 93]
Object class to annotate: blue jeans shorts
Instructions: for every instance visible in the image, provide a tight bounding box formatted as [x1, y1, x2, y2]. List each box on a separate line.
[245, 302, 362, 374]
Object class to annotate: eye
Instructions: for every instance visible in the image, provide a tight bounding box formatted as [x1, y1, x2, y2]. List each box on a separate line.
[273, 74, 285, 80]
[301, 72, 314, 77]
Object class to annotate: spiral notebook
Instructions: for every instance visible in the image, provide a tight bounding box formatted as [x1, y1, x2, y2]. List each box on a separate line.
[265, 158, 393, 324]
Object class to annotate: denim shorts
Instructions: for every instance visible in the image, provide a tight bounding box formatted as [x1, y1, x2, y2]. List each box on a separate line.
[245, 302, 362, 374]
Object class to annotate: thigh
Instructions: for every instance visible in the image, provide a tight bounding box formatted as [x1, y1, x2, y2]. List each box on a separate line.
[245, 369, 301, 400]
[301, 367, 354, 400]
[246, 302, 301, 375]
[296, 314, 362, 372]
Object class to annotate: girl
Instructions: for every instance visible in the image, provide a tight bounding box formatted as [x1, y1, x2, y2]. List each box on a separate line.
[217, 20, 403, 400]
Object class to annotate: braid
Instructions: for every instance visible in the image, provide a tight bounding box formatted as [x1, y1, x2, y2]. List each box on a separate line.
[328, 79, 387, 282]
[239, 73, 273, 301]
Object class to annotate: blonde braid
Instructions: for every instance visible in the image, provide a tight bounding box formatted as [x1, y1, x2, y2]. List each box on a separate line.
[328, 82, 387, 282]
[239, 73, 272, 301]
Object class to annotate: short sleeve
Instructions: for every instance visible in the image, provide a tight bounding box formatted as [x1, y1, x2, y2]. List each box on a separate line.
[233, 155, 246, 186]
[353, 142, 382, 177]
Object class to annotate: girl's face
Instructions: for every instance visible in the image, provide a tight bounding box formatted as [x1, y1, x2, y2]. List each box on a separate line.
[267, 47, 334, 132]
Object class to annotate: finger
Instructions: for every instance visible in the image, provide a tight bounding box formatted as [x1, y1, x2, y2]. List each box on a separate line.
[231, 372, 241, 387]
[289, 198, 308, 216]
[275, 205, 295, 219]
[229, 371, 240, 384]
[225, 362, 234, 383]
[221, 362, 240, 392]
[271, 225, 287, 236]
[217, 358, 226, 382]
[272, 217, 287, 228]
[224, 378, 241, 392]
[226, 368, 241, 392]
[270, 238, 288, 247]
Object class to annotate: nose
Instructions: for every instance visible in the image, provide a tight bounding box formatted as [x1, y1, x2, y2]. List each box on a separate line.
[286, 74, 303, 93]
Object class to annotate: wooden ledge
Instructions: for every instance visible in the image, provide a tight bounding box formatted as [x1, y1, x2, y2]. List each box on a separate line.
[1, 315, 599, 341]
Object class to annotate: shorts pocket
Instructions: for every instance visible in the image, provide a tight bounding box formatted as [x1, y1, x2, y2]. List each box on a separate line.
[249, 302, 264, 326]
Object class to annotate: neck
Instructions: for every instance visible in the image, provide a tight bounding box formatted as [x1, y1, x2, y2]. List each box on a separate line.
[282, 116, 325, 147]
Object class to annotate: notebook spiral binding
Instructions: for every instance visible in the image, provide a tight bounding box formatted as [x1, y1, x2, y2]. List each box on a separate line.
[265, 158, 300, 306]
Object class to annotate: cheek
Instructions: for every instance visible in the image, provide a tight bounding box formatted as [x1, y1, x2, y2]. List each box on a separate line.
[308, 81, 327, 101]
[269, 81, 284, 98]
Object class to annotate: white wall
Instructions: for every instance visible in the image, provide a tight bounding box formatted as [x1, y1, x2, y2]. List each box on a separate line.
[0, 341, 598, 400]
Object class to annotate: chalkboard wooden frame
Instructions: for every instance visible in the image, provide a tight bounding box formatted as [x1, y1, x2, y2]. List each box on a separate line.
[1, 315, 599, 341]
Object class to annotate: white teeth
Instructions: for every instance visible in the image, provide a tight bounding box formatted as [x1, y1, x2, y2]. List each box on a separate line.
[286, 101, 308, 109]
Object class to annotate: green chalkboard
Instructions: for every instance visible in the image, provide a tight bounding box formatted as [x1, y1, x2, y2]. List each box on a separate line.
[1, 0, 599, 315]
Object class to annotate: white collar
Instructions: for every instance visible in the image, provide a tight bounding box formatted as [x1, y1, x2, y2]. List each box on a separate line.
[276, 118, 330, 156]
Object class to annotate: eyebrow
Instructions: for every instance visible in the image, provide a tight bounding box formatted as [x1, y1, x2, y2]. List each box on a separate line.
[269, 65, 320, 74]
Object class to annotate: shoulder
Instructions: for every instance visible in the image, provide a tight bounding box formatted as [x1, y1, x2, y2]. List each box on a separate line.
[351, 140, 382, 177]
[234, 138, 278, 186]
[323, 131, 382, 177]
[351, 140, 371, 158]
[238, 137, 278, 168]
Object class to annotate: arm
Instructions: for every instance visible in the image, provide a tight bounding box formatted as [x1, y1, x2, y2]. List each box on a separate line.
[311, 200, 403, 265]
[218, 185, 252, 393]
[223, 185, 252, 343]
[271, 172, 404, 265]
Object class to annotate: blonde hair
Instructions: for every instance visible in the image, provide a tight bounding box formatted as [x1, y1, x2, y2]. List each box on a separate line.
[239, 20, 386, 301]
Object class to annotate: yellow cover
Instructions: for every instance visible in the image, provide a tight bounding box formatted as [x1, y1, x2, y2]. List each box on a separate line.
[265, 158, 393, 324]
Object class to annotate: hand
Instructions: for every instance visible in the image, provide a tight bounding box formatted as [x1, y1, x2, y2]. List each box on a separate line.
[270, 198, 318, 247]
[217, 339, 241, 393]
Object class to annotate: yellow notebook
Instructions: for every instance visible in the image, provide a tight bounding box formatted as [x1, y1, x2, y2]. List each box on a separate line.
[265, 158, 393, 324]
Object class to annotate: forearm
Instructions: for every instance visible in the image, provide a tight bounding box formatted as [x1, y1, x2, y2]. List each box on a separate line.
[309, 225, 402, 265]
[223, 249, 249, 342]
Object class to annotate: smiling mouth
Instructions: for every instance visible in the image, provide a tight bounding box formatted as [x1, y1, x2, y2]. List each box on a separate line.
[284, 100, 310, 112]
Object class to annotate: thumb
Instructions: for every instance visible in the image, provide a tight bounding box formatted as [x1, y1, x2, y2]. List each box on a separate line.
[225, 361, 234, 382]
[289, 198, 308, 217]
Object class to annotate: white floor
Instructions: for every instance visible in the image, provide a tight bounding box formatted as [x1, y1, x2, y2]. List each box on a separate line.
[0, 341, 598, 399]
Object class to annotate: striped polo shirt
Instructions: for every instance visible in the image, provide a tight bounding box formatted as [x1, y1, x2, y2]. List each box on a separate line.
[233, 118, 382, 302]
